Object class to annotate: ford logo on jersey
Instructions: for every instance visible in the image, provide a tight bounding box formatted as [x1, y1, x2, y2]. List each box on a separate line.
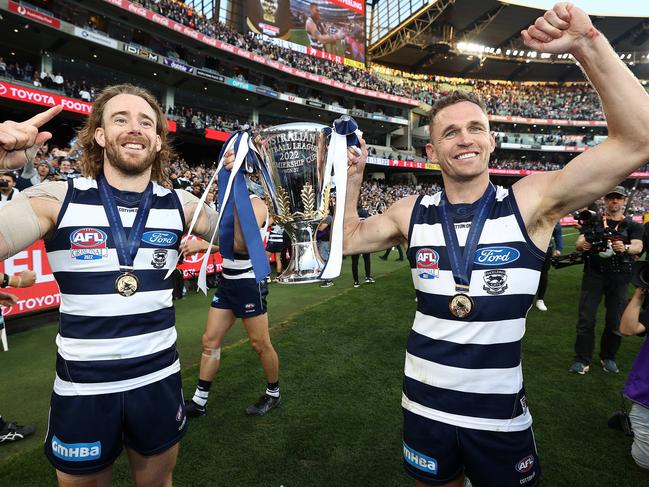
[474, 246, 520, 266]
[70, 228, 107, 248]
[141, 231, 178, 246]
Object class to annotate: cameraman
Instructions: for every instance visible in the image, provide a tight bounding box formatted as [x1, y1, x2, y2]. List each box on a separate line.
[618, 283, 649, 471]
[570, 186, 643, 375]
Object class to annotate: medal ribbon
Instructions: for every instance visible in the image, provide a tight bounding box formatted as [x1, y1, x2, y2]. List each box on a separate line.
[98, 175, 154, 272]
[438, 183, 496, 293]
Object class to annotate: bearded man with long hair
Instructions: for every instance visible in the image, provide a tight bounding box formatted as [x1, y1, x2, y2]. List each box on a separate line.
[0, 84, 219, 487]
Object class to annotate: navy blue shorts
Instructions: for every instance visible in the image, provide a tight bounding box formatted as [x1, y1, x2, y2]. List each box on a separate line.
[211, 276, 268, 318]
[44, 372, 188, 475]
[403, 409, 541, 487]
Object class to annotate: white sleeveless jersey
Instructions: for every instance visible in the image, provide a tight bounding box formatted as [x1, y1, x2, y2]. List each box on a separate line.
[404, 186, 546, 432]
[45, 177, 185, 396]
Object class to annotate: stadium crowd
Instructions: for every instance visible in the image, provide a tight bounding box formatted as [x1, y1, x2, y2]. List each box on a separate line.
[0, 57, 99, 101]
[8, 135, 649, 214]
[39, 0, 609, 119]
[166, 105, 263, 132]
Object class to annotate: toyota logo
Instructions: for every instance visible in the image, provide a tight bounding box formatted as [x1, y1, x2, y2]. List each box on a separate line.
[0, 83, 7, 96]
[17, 6, 26, 15]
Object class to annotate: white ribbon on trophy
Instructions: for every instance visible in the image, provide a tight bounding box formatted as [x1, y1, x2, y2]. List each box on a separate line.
[319, 117, 363, 280]
[165, 130, 258, 295]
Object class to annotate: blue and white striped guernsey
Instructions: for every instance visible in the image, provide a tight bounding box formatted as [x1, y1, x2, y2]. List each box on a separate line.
[45, 177, 185, 396]
[404, 185, 546, 432]
[220, 194, 268, 280]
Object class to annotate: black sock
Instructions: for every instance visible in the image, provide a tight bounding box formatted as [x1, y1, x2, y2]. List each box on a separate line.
[266, 381, 280, 397]
[197, 379, 212, 392]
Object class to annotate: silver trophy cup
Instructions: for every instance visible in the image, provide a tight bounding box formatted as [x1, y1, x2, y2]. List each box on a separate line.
[253, 123, 331, 284]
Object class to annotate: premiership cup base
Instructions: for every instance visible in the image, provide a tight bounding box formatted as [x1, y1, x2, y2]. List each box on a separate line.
[277, 238, 325, 284]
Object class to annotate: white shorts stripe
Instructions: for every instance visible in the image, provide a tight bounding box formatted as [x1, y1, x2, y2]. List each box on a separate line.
[401, 393, 532, 432]
[56, 327, 177, 362]
[53, 360, 180, 396]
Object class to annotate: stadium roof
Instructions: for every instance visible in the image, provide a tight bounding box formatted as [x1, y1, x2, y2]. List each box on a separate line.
[367, 0, 649, 81]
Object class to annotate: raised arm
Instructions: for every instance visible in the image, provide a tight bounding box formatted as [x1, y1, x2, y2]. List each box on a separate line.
[514, 3, 649, 234]
[0, 106, 61, 171]
[0, 107, 63, 260]
[343, 139, 415, 255]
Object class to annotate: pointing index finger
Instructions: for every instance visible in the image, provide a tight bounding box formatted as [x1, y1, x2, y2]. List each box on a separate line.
[23, 105, 63, 128]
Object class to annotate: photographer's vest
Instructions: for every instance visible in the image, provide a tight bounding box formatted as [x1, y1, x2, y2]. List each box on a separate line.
[45, 177, 185, 396]
[405, 185, 545, 432]
[586, 217, 635, 273]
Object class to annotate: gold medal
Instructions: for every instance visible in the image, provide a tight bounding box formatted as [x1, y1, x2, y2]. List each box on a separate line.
[449, 293, 473, 319]
[115, 272, 139, 297]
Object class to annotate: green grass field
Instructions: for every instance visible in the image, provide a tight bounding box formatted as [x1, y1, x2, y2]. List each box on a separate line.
[1, 234, 648, 486]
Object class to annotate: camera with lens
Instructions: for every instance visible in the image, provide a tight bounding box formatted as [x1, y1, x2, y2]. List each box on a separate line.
[632, 261, 649, 290]
[575, 209, 622, 254]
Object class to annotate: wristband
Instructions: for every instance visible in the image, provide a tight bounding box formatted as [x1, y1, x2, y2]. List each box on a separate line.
[0, 273, 9, 288]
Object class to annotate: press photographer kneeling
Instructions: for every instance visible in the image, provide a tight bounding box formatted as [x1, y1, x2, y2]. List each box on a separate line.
[614, 261, 649, 471]
[570, 186, 644, 375]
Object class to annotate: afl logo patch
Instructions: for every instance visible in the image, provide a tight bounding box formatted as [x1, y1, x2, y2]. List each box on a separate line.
[70, 228, 108, 260]
[416, 248, 440, 280]
[515, 454, 534, 473]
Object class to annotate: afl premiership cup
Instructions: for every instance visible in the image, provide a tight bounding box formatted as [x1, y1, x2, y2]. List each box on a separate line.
[253, 123, 331, 283]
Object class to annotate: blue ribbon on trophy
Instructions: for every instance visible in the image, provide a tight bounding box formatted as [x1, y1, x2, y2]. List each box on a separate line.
[165, 127, 274, 293]
[217, 136, 271, 284]
[319, 115, 362, 280]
